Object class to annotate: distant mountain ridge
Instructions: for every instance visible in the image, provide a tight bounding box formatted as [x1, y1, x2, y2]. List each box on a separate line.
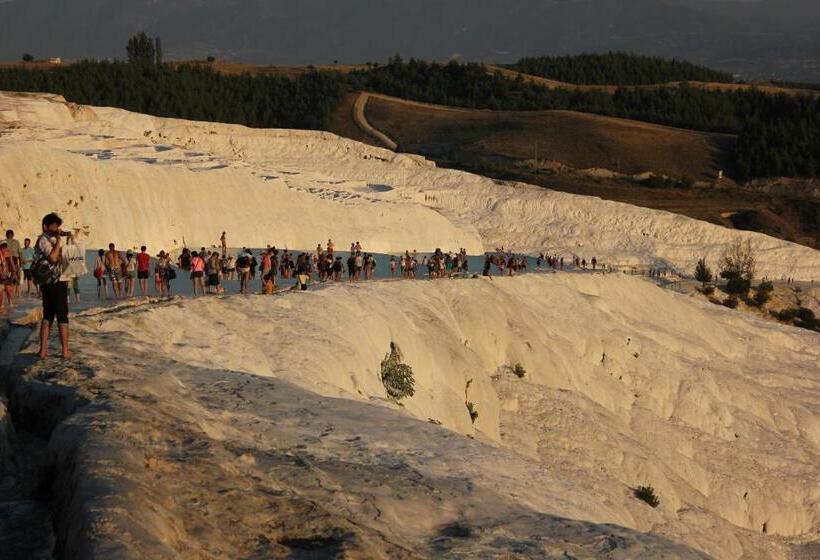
[1, 0, 819, 81]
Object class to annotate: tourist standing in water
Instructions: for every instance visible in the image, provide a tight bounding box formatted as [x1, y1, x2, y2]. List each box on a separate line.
[137, 246, 151, 296]
[124, 250, 137, 297]
[155, 251, 173, 297]
[154, 251, 166, 296]
[190, 251, 206, 296]
[249, 252, 258, 282]
[261, 250, 272, 284]
[207, 251, 222, 294]
[354, 251, 363, 281]
[36, 213, 71, 359]
[236, 249, 252, 294]
[94, 249, 108, 299]
[346, 253, 355, 282]
[220, 232, 227, 258]
[178, 248, 191, 271]
[105, 243, 123, 298]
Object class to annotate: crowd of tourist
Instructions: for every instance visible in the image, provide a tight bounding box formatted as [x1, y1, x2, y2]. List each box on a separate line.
[2, 229, 610, 312]
[5, 215, 608, 360]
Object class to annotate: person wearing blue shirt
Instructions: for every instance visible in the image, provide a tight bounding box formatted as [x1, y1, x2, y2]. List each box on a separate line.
[20, 237, 35, 297]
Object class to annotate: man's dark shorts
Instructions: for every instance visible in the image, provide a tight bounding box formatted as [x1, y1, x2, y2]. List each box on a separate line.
[138, 270, 149, 279]
[42, 281, 69, 324]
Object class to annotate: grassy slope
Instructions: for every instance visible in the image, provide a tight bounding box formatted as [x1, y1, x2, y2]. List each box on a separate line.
[360, 92, 735, 181]
[327, 92, 818, 249]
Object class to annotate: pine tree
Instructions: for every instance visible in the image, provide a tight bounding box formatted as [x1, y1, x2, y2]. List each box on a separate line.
[126, 32, 157, 66]
[695, 258, 713, 288]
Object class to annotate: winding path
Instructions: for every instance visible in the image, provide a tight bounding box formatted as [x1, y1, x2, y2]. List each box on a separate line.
[352, 92, 398, 151]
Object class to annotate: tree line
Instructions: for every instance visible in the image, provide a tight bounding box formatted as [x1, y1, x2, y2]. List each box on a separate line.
[0, 60, 344, 130]
[0, 45, 817, 180]
[512, 52, 735, 86]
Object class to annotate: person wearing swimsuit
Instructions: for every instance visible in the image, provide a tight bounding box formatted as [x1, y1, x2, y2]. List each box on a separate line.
[105, 243, 123, 298]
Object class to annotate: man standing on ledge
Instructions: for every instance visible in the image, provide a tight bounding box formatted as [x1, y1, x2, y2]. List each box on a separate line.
[36, 213, 71, 359]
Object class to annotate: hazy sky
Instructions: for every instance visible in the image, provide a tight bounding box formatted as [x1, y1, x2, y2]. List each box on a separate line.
[1, 1, 818, 80]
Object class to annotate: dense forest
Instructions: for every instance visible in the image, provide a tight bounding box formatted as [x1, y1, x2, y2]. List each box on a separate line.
[1, 51, 818, 180]
[512, 52, 735, 85]
[735, 96, 820, 178]
[0, 61, 344, 130]
[349, 58, 742, 132]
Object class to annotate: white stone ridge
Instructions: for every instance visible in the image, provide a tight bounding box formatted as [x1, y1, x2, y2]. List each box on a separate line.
[58, 273, 820, 558]
[1, 90, 818, 280]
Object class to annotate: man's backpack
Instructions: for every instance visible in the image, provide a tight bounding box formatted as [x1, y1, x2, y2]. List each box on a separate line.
[31, 235, 62, 286]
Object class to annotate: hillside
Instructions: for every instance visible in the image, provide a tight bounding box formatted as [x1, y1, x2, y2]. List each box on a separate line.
[2, 91, 819, 279]
[331, 91, 820, 248]
[355, 92, 734, 181]
[5, 273, 820, 558]
[3, 58, 819, 182]
[485, 65, 820, 98]
[511, 53, 735, 85]
[1, 91, 820, 559]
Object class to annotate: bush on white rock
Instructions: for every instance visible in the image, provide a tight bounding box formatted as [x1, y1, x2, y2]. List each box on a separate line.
[82, 273, 820, 558]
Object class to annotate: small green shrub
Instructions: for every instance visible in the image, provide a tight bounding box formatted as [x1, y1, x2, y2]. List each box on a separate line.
[694, 258, 712, 288]
[723, 297, 739, 309]
[466, 402, 479, 424]
[796, 307, 816, 322]
[724, 276, 751, 297]
[513, 363, 526, 378]
[753, 281, 773, 306]
[634, 486, 660, 508]
[380, 342, 415, 400]
[775, 307, 818, 330]
[796, 307, 817, 330]
[719, 240, 756, 297]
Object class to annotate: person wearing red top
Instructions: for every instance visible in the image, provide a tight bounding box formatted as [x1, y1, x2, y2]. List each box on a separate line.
[136, 246, 151, 296]
[190, 251, 206, 296]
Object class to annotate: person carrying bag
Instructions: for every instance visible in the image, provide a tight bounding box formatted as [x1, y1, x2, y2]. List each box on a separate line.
[33, 213, 72, 359]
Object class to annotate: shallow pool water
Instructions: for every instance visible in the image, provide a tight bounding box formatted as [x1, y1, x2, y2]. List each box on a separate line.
[63, 249, 545, 302]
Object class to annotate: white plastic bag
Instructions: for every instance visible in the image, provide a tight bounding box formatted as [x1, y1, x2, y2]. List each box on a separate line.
[62, 243, 88, 277]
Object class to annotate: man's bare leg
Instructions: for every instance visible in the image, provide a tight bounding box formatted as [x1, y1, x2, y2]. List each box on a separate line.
[58, 323, 71, 359]
[39, 320, 50, 358]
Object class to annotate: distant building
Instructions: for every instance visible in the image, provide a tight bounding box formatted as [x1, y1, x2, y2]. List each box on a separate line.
[47, 57, 62, 64]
